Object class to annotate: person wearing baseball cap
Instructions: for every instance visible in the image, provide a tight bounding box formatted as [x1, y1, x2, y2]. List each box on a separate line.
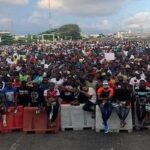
[97, 80, 114, 134]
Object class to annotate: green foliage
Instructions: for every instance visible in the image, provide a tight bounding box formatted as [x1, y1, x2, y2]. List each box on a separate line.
[0, 34, 14, 45]
[40, 24, 81, 40]
[26, 34, 38, 43]
[15, 37, 26, 44]
[59, 24, 81, 40]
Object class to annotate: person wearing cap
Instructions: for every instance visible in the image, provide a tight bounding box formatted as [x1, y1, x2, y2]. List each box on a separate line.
[44, 82, 60, 127]
[97, 80, 114, 133]
[134, 79, 150, 129]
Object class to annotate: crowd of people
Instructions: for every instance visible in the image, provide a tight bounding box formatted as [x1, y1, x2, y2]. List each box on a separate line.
[0, 39, 150, 133]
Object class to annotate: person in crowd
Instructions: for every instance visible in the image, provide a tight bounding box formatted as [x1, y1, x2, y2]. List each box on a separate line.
[12, 76, 21, 89]
[44, 82, 60, 127]
[130, 71, 142, 90]
[50, 72, 64, 88]
[19, 70, 29, 82]
[135, 79, 150, 129]
[77, 82, 97, 118]
[114, 76, 132, 127]
[40, 77, 49, 92]
[60, 76, 77, 104]
[33, 70, 43, 85]
[2, 81, 17, 107]
[0, 88, 7, 127]
[29, 82, 44, 114]
[97, 80, 114, 133]
[86, 74, 99, 90]
[17, 81, 30, 107]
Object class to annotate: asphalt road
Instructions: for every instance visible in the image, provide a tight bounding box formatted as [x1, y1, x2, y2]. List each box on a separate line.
[0, 130, 150, 150]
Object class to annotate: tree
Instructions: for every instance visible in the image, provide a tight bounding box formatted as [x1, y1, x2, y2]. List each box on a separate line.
[15, 37, 26, 44]
[59, 24, 81, 40]
[0, 34, 14, 45]
[39, 24, 81, 41]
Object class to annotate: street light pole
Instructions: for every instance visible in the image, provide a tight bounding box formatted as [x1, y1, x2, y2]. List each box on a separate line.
[49, 0, 51, 31]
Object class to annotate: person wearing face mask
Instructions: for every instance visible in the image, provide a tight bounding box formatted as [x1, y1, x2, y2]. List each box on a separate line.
[97, 80, 114, 134]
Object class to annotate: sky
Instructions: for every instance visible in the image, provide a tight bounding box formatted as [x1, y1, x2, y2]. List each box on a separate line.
[0, 0, 150, 35]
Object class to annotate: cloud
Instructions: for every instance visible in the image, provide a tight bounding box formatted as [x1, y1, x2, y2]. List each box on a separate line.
[0, 0, 29, 5]
[37, 0, 126, 16]
[37, 0, 62, 9]
[123, 11, 150, 30]
[0, 16, 12, 26]
[80, 19, 113, 33]
[28, 11, 43, 24]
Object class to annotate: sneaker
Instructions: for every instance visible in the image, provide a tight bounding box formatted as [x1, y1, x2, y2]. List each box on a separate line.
[104, 125, 109, 134]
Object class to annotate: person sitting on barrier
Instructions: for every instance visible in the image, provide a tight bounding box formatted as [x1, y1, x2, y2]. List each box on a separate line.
[135, 79, 150, 128]
[114, 76, 132, 128]
[29, 82, 45, 114]
[0, 92, 7, 127]
[60, 76, 77, 104]
[79, 82, 97, 118]
[44, 82, 60, 127]
[86, 74, 99, 90]
[17, 81, 30, 107]
[2, 81, 17, 108]
[97, 80, 114, 133]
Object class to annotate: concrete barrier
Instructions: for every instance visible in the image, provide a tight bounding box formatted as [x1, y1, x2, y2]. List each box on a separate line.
[96, 105, 133, 132]
[61, 104, 95, 131]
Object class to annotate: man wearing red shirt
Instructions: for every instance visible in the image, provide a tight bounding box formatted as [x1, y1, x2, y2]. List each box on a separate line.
[97, 80, 114, 134]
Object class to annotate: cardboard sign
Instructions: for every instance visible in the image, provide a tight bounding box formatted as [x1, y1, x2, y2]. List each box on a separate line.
[104, 53, 115, 61]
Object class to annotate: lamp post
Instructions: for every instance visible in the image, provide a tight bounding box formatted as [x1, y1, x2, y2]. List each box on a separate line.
[49, 0, 51, 31]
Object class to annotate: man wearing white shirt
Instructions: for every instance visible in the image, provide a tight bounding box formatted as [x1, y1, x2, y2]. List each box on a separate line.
[129, 71, 141, 89]
[50, 73, 64, 88]
[80, 83, 96, 117]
